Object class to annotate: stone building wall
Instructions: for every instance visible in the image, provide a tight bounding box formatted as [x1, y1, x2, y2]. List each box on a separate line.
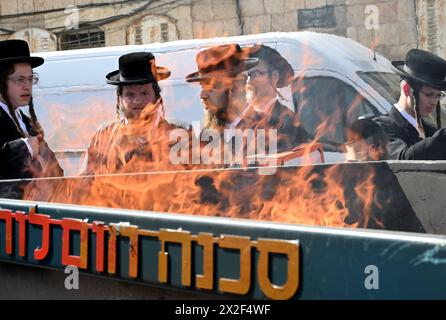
[416, 0, 446, 58]
[345, 0, 418, 60]
[0, 0, 444, 61]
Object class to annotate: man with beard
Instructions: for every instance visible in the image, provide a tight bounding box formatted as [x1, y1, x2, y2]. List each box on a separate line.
[186, 44, 258, 131]
[81, 52, 189, 175]
[185, 44, 259, 167]
[245, 44, 310, 153]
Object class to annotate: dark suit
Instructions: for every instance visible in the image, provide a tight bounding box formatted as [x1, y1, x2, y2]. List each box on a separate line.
[0, 107, 63, 179]
[374, 106, 446, 160]
[242, 100, 310, 153]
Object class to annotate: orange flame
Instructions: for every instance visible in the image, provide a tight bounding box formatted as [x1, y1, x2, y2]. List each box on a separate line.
[22, 159, 379, 230]
[16, 36, 384, 232]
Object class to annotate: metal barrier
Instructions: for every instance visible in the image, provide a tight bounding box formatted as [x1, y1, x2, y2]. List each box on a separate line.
[1, 161, 446, 299]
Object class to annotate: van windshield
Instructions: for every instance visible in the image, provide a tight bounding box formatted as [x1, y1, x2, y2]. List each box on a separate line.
[356, 71, 400, 104]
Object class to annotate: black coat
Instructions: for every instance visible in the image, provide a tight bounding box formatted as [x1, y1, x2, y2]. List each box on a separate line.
[374, 106, 446, 160]
[0, 107, 63, 179]
[242, 100, 310, 153]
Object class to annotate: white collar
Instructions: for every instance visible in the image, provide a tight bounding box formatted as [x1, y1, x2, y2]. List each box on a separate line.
[0, 101, 14, 118]
[395, 103, 424, 137]
[226, 116, 242, 130]
[223, 104, 252, 142]
[0, 101, 29, 135]
[0, 101, 27, 119]
[225, 103, 252, 130]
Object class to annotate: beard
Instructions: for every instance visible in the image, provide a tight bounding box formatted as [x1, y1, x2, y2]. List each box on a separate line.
[202, 108, 228, 130]
[246, 83, 274, 107]
[123, 99, 160, 122]
[202, 91, 229, 130]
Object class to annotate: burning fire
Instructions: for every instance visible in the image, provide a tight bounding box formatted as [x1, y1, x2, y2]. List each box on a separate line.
[19, 128, 381, 229]
[21, 161, 379, 229]
[12, 37, 386, 231]
[20, 103, 380, 229]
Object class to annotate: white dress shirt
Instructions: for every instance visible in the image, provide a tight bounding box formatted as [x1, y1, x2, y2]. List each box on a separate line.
[224, 103, 252, 143]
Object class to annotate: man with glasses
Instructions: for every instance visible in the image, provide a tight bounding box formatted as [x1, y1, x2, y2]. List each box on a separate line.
[185, 44, 260, 168]
[245, 45, 310, 153]
[0, 39, 63, 180]
[374, 49, 446, 160]
[186, 44, 257, 133]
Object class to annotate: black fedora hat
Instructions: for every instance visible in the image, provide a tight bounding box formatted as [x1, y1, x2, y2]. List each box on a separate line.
[0, 39, 44, 68]
[392, 49, 446, 90]
[247, 44, 294, 88]
[106, 52, 170, 85]
[185, 44, 258, 83]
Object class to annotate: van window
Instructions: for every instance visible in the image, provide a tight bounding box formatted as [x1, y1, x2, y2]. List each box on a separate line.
[293, 76, 380, 151]
[33, 90, 116, 151]
[162, 81, 202, 124]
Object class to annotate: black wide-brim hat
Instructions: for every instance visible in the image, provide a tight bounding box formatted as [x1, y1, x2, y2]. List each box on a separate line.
[185, 44, 259, 83]
[106, 52, 171, 85]
[392, 49, 446, 90]
[247, 44, 294, 88]
[0, 39, 44, 68]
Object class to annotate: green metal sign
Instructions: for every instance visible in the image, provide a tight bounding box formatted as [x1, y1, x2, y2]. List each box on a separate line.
[1, 198, 446, 299]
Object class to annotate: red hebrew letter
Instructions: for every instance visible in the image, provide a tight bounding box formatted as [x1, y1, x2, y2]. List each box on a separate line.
[107, 225, 117, 275]
[61, 218, 89, 269]
[119, 225, 139, 279]
[13, 211, 27, 257]
[28, 207, 51, 261]
[0, 209, 13, 255]
[92, 221, 105, 273]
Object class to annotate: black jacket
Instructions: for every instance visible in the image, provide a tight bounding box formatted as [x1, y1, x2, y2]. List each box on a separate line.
[0, 107, 63, 179]
[374, 106, 446, 160]
[242, 100, 310, 153]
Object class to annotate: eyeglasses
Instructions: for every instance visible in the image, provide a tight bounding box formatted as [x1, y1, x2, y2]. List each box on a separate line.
[420, 91, 445, 102]
[246, 70, 272, 79]
[8, 73, 39, 86]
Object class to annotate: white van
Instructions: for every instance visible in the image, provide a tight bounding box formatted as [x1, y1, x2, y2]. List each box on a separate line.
[31, 31, 400, 175]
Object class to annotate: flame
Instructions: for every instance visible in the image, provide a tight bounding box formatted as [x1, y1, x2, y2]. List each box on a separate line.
[370, 33, 380, 52]
[13, 35, 385, 232]
[22, 161, 379, 230]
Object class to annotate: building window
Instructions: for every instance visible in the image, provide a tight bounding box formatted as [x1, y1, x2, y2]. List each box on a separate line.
[127, 16, 178, 45]
[160, 23, 169, 42]
[134, 25, 143, 45]
[60, 26, 105, 50]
